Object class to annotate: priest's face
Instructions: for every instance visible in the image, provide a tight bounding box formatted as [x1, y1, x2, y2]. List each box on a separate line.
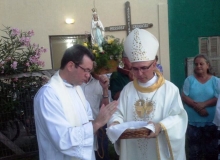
[70, 55, 94, 85]
[131, 60, 156, 83]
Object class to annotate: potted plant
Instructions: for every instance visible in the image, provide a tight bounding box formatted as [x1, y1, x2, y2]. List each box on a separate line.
[82, 35, 124, 74]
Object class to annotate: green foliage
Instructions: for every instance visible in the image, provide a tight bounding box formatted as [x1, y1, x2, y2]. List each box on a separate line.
[0, 75, 47, 122]
[0, 26, 47, 137]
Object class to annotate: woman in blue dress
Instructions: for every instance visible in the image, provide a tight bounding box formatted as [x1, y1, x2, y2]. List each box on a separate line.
[182, 54, 220, 160]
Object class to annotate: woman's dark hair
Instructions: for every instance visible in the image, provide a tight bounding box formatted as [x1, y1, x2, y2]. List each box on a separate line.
[193, 54, 213, 75]
[60, 44, 95, 69]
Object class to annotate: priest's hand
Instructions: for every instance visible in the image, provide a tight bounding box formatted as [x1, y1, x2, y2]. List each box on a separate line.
[146, 122, 161, 138]
[92, 101, 118, 133]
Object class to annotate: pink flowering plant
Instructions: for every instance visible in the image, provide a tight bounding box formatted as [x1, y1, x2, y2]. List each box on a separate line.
[0, 26, 48, 131]
[0, 26, 47, 75]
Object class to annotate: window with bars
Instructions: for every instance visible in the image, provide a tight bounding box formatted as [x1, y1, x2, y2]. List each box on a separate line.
[199, 36, 220, 77]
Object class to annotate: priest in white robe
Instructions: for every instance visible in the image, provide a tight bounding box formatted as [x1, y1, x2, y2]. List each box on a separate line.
[34, 44, 117, 160]
[108, 29, 188, 160]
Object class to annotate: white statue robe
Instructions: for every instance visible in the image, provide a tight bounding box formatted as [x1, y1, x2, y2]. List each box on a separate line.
[34, 71, 95, 160]
[91, 19, 104, 46]
[108, 73, 188, 160]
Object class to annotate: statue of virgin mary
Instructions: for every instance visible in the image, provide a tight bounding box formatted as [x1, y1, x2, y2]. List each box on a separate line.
[91, 8, 105, 47]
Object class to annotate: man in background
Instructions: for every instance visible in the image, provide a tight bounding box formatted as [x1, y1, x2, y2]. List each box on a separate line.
[109, 51, 132, 100]
[81, 73, 110, 160]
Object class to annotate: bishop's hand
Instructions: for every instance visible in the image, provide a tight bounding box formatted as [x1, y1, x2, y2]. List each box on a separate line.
[145, 122, 162, 138]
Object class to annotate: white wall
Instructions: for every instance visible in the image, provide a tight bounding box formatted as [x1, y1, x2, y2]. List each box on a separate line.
[0, 0, 170, 79]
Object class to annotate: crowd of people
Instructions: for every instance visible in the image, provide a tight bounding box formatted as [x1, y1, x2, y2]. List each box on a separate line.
[33, 28, 220, 160]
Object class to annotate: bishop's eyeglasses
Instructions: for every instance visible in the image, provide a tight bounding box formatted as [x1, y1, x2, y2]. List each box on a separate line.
[131, 61, 155, 73]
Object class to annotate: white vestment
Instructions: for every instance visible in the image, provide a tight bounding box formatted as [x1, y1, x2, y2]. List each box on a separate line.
[108, 74, 188, 160]
[34, 71, 95, 160]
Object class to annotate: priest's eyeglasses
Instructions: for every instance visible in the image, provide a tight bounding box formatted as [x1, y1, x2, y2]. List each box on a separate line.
[131, 61, 154, 73]
[76, 64, 93, 73]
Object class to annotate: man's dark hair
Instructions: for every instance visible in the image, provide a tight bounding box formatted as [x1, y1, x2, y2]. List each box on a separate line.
[60, 44, 95, 69]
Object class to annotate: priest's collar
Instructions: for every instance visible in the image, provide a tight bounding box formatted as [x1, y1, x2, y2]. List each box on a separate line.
[58, 70, 74, 87]
[133, 70, 165, 93]
[62, 79, 74, 87]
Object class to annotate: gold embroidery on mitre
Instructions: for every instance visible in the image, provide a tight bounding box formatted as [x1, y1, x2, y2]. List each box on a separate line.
[135, 99, 154, 118]
[132, 29, 148, 62]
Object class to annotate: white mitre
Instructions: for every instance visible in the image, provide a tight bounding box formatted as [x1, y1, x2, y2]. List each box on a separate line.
[124, 28, 159, 62]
